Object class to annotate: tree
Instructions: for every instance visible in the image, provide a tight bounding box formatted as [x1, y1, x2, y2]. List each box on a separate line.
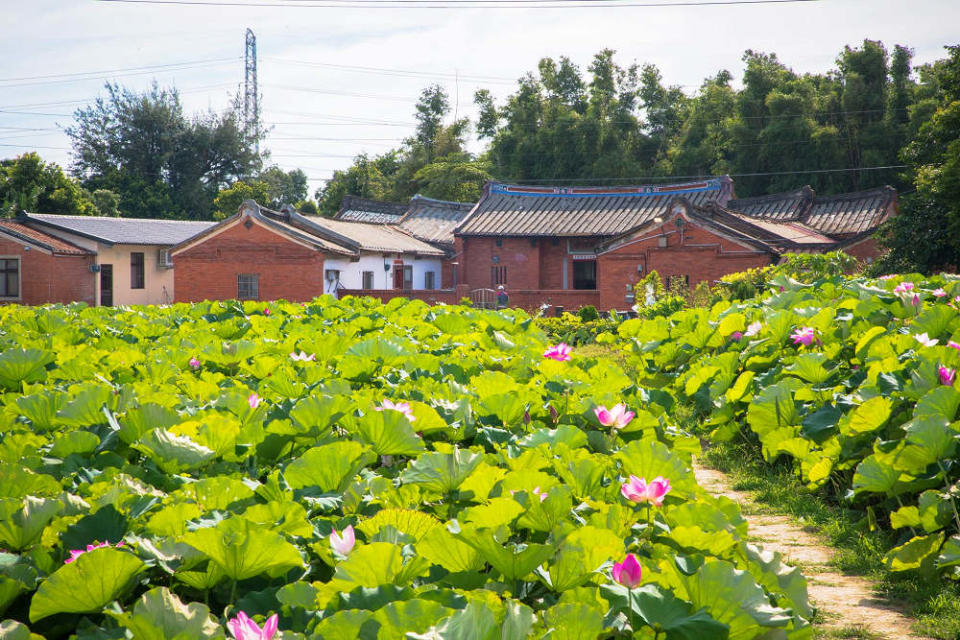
[213, 181, 270, 220]
[259, 166, 308, 209]
[66, 82, 263, 220]
[413, 154, 492, 202]
[0, 153, 99, 216]
[877, 45, 960, 272]
[91, 189, 120, 217]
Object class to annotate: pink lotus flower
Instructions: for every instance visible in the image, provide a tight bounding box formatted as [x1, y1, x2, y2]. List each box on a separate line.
[227, 611, 278, 640]
[915, 333, 939, 348]
[611, 553, 643, 588]
[730, 331, 744, 341]
[330, 525, 355, 556]
[744, 321, 762, 337]
[532, 486, 548, 503]
[791, 327, 816, 346]
[263, 308, 271, 316]
[933, 288, 948, 298]
[939, 365, 956, 387]
[543, 343, 572, 362]
[948, 340, 960, 352]
[189, 357, 201, 369]
[65, 540, 124, 564]
[594, 404, 635, 430]
[912, 293, 921, 306]
[248, 393, 261, 409]
[375, 399, 416, 422]
[621, 475, 671, 507]
[894, 282, 914, 293]
[878, 274, 896, 280]
[289, 350, 315, 361]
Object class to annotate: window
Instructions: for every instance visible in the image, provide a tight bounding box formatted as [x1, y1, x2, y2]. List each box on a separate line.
[491, 265, 507, 287]
[572, 260, 597, 290]
[362, 271, 375, 289]
[402, 265, 413, 289]
[0, 258, 19, 298]
[237, 274, 259, 300]
[130, 252, 145, 289]
[424, 271, 436, 289]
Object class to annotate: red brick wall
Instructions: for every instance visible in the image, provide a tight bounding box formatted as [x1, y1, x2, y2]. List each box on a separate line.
[842, 236, 882, 263]
[0, 237, 95, 305]
[441, 258, 456, 289]
[174, 220, 326, 303]
[538, 241, 566, 289]
[459, 236, 540, 290]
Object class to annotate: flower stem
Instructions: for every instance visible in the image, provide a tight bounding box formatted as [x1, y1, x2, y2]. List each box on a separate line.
[629, 586, 636, 633]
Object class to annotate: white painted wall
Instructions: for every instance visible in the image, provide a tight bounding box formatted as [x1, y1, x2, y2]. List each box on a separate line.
[322, 252, 443, 297]
[28, 227, 175, 306]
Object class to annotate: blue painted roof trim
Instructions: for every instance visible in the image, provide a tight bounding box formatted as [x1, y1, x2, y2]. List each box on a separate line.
[489, 179, 722, 199]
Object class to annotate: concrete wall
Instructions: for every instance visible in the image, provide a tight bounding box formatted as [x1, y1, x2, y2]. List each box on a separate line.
[30, 227, 175, 306]
[174, 218, 326, 303]
[0, 236, 96, 306]
[323, 253, 444, 296]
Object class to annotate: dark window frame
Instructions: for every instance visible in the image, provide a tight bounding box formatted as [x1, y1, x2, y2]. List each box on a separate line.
[237, 273, 259, 300]
[362, 271, 375, 289]
[402, 265, 413, 289]
[130, 252, 145, 290]
[491, 265, 507, 287]
[424, 271, 436, 289]
[572, 260, 597, 290]
[0, 257, 20, 299]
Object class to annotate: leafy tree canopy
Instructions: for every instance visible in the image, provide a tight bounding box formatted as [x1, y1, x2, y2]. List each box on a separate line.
[0, 152, 105, 217]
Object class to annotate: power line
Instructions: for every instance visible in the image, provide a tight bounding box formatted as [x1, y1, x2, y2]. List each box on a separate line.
[506, 164, 908, 184]
[266, 83, 418, 102]
[265, 56, 516, 85]
[0, 59, 240, 89]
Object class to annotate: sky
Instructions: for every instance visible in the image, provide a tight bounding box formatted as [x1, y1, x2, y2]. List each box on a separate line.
[1, 0, 958, 199]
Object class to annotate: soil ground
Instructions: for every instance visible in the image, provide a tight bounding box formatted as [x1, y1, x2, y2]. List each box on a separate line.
[693, 461, 931, 640]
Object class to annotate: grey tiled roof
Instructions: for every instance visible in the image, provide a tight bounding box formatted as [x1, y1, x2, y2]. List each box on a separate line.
[399, 195, 474, 249]
[803, 187, 896, 237]
[294, 215, 445, 256]
[704, 205, 837, 251]
[456, 178, 734, 237]
[23, 213, 216, 246]
[726, 187, 813, 221]
[336, 195, 408, 224]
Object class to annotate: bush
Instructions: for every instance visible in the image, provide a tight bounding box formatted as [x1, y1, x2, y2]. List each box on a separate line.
[577, 305, 600, 322]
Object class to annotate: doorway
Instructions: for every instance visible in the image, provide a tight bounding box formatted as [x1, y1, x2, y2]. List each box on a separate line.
[100, 264, 113, 306]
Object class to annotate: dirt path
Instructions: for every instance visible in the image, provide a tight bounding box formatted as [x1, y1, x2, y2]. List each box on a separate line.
[694, 462, 929, 639]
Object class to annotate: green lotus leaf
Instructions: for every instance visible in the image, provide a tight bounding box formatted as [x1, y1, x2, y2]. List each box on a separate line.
[15, 391, 65, 432]
[476, 393, 528, 427]
[852, 454, 901, 496]
[49, 430, 101, 459]
[107, 587, 225, 640]
[885, 532, 944, 572]
[459, 529, 554, 581]
[284, 440, 373, 492]
[892, 416, 957, 473]
[912, 304, 956, 341]
[518, 424, 588, 449]
[344, 410, 425, 456]
[29, 547, 145, 622]
[546, 526, 622, 592]
[725, 371, 755, 404]
[416, 526, 484, 573]
[57, 384, 115, 427]
[0, 348, 54, 391]
[240, 501, 313, 537]
[541, 601, 605, 640]
[854, 325, 887, 359]
[0, 464, 61, 499]
[134, 429, 215, 473]
[681, 560, 793, 639]
[181, 517, 303, 581]
[461, 497, 524, 529]
[0, 620, 44, 640]
[746, 380, 803, 436]
[413, 600, 499, 640]
[913, 385, 960, 421]
[118, 404, 180, 444]
[288, 394, 350, 436]
[332, 542, 405, 588]
[308, 609, 373, 640]
[457, 463, 507, 502]
[356, 508, 441, 542]
[601, 583, 729, 640]
[146, 502, 204, 537]
[615, 439, 694, 497]
[937, 535, 960, 569]
[742, 543, 811, 618]
[178, 476, 255, 511]
[0, 497, 61, 551]
[400, 448, 483, 494]
[800, 405, 841, 442]
[840, 396, 893, 436]
[784, 353, 835, 384]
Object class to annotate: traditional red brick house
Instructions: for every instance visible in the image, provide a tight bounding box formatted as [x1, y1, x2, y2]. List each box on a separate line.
[452, 178, 897, 311]
[0, 220, 96, 305]
[170, 201, 354, 303]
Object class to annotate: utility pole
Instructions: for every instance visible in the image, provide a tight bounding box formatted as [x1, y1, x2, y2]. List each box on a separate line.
[244, 28, 259, 154]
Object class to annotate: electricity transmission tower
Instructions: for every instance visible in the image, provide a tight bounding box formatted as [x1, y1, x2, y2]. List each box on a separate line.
[244, 28, 259, 154]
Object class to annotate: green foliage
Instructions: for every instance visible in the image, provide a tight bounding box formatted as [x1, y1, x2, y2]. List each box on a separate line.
[66, 82, 263, 220]
[0, 153, 99, 216]
[0, 296, 809, 638]
[213, 180, 270, 220]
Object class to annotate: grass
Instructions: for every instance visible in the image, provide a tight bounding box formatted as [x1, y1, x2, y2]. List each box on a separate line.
[702, 441, 960, 640]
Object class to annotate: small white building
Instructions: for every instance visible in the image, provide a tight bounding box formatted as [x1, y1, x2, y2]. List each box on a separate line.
[265, 207, 446, 296]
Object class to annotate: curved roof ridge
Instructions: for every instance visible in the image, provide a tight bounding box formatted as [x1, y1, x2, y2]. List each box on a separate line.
[409, 194, 475, 209]
[811, 185, 896, 203]
[486, 176, 731, 199]
[728, 185, 814, 205]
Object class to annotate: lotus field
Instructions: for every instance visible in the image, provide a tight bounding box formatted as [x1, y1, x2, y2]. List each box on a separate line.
[618, 273, 960, 579]
[0, 297, 811, 639]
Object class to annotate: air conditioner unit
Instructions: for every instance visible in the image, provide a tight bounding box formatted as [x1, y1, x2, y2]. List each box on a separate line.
[158, 248, 173, 269]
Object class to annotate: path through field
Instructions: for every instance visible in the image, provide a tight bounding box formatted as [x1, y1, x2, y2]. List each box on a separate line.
[693, 462, 929, 640]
